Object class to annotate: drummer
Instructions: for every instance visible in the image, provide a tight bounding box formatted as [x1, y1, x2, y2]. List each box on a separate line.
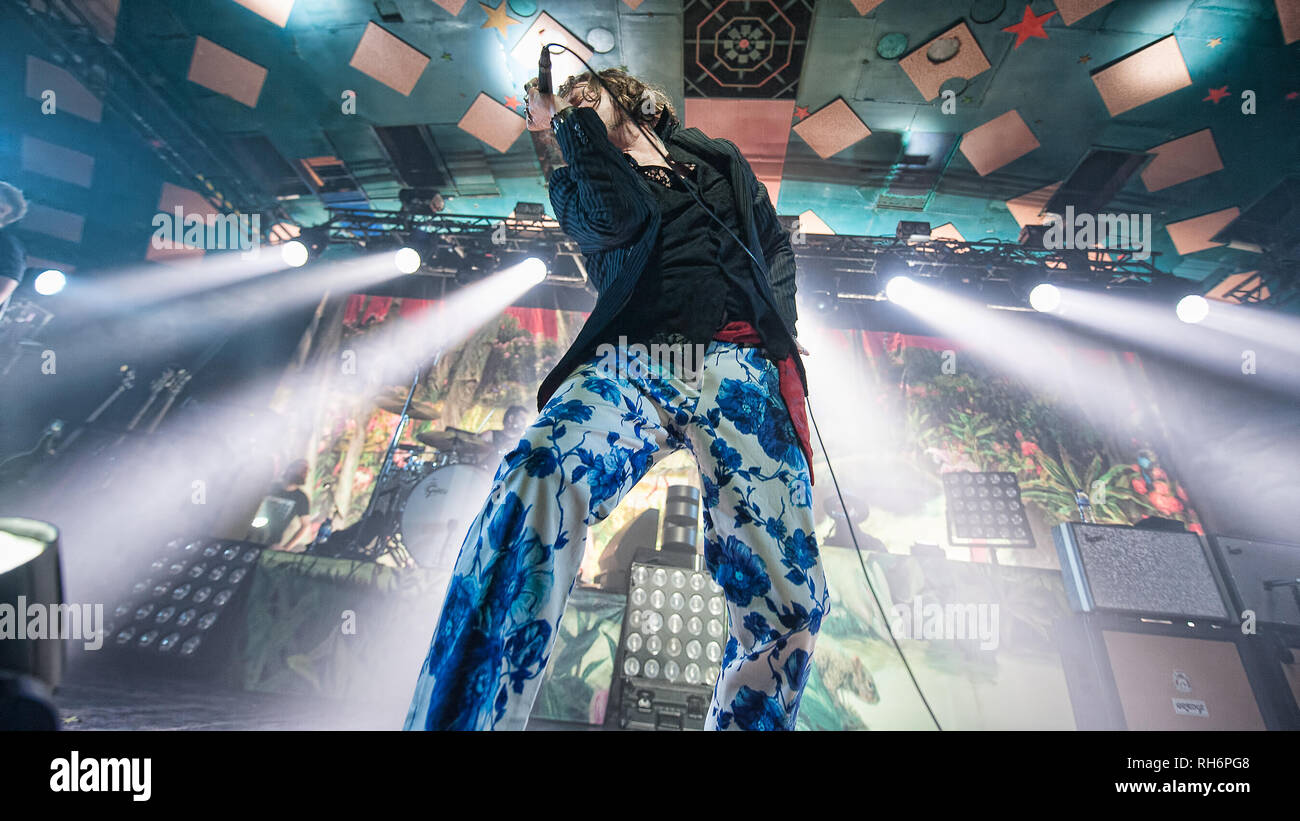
[480, 405, 530, 456]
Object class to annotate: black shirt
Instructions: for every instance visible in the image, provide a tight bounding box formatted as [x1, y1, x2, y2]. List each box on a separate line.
[263, 485, 310, 544]
[608, 144, 762, 348]
[0, 228, 25, 285]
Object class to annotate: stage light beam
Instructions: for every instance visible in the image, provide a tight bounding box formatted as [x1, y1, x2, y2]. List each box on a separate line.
[394, 247, 422, 274]
[518, 256, 547, 286]
[280, 240, 309, 268]
[1030, 283, 1062, 313]
[34, 269, 66, 296]
[885, 275, 920, 306]
[1176, 294, 1209, 324]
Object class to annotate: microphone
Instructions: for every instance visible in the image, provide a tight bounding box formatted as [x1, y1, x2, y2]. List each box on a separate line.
[537, 45, 552, 96]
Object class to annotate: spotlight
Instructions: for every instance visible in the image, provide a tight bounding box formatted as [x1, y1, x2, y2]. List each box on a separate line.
[0, 518, 64, 730]
[1029, 283, 1061, 313]
[895, 221, 932, 242]
[616, 553, 726, 730]
[33, 269, 66, 296]
[394, 247, 422, 274]
[497, 254, 548, 286]
[280, 240, 309, 268]
[101, 537, 263, 667]
[512, 201, 547, 219]
[812, 290, 838, 313]
[941, 472, 1033, 546]
[885, 275, 920, 306]
[1176, 294, 1209, 324]
[518, 256, 547, 285]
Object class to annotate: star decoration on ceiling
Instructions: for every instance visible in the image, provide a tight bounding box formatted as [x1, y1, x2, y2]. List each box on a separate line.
[1206, 37, 1223, 48]
[1002, 5, 1058, 49]
[793, 105, 809, 121]
[1203, 85, 1229, 104]
[504, 95, 521, 109]
[1286, 91, 1298, 100]
[1078, 53, 1091, 64]
[479, 2, 521, 37]
[441, 51, 453, 61]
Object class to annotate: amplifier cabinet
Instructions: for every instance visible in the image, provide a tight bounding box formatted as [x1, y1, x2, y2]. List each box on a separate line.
[1101, 629, 1267, 730]
[1210, 535, 1300, 629]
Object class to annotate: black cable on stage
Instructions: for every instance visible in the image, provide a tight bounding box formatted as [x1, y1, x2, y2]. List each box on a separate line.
[541, 45, 943, 729]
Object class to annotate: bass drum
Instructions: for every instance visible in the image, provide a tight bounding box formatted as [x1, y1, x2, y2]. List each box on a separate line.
[399, 463, 493, 570]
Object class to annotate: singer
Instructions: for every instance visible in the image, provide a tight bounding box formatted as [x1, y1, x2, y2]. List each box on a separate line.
[405, 66, 830, 731]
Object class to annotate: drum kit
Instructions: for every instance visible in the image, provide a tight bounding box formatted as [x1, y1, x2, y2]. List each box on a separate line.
[312, 372, 505, 572]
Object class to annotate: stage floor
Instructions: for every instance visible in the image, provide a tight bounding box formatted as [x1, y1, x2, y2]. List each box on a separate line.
[52, 660, 595, 731]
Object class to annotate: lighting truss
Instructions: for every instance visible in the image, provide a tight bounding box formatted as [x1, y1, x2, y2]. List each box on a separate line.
[322, 208, 1216, 310]
[1217, 261, 1300, 309]
[323, 207, 589, 286]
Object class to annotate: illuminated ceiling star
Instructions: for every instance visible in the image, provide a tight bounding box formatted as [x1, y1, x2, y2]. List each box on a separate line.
[441, 51, 453, 61]
[1206, 37, 1222, 48]
[1286, 91, 1298, 100]
[1078, 53, 1091, 64]
[479, 2, 521, 37]
[504, 95, 520, 109]
[1203, 85, 1229, 103]
[1001, 5, 1058, 49]
[793, 105, 809, 120]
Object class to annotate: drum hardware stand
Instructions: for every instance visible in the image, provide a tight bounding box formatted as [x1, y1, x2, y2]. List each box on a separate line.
[0, 366, 137, 485]
[53, 365, 136, 457]
[334, 347, 443, 566]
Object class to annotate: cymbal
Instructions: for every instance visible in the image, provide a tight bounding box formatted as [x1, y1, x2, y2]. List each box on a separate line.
[416, 427, 491, 458]
[374, 388, 441, 420]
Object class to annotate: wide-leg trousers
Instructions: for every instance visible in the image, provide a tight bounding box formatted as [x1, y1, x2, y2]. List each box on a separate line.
[404, 341, 830, 730]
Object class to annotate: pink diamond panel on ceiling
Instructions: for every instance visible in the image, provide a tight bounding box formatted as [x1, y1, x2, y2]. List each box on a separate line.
[21, 136, 95, 188]
[1005, 182, 1062, 228]
[959, 110, 1040, 176]
[349, 22, 431, 97]
[1277, 0, 1300, 44]
[791, 98, 871, 159]
[430, 0, 468, 14]
[899, 22, 991, 102]
[1165, 207, 1240, 256]
[685, 98, 795, 202]
[231, 0, 295, 27]
[26, 56, 102, 123]
[22, 203, 85, 244]
[849, 0, 887, 14]
[1206, 271, 1268, 303]
[1053, 0, 1118, 26]
[459, 93, 526, 154]
[1090, 35, 1192, 117]
[187, 36, 268, 108]
[30, 0, 119, 42]
[683, 0, 814, 99]
[1141, 129, 1223, 192]
[146, 182, 216, 262]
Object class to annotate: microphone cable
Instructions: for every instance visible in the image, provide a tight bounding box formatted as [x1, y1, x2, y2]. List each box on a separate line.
[541, 44, 943, 730]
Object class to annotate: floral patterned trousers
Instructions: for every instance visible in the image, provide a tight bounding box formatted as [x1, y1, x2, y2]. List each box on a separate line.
[404, 342, 830, 730]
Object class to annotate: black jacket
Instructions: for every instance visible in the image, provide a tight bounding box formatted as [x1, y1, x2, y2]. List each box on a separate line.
[539, 106, 804, 409]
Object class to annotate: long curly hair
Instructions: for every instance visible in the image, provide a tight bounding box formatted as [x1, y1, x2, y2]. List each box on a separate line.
[554, 68, 676, 129]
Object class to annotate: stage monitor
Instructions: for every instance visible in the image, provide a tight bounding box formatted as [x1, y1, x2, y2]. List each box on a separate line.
[1211, 535, 1300, 629]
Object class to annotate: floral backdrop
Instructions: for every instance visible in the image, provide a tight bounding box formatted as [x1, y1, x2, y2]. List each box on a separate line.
[263, 294, 1199, 729]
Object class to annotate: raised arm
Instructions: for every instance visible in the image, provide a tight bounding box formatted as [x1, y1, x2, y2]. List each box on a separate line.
[547, 107, 654, 254]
